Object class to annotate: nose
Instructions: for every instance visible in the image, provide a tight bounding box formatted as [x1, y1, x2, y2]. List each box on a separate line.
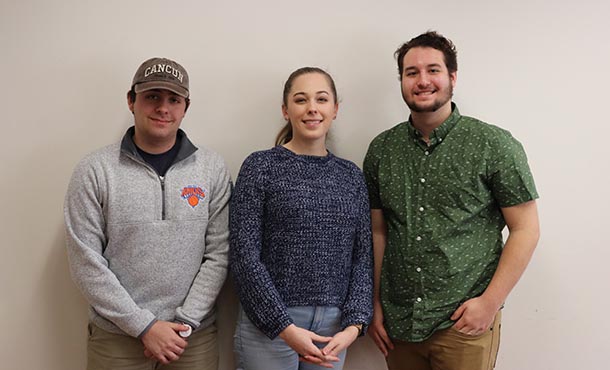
[417, 72, 430, 87]
[306, 100, 318, 114]
[155, 98, 170, 114]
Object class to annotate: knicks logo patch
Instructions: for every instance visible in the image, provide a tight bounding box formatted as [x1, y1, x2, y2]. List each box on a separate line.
[181, 185, 206, 208]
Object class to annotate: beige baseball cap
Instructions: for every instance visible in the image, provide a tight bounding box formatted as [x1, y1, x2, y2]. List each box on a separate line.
[131, 57, 189, 98]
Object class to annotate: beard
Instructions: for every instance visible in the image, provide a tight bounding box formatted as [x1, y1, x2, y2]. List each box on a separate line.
[403, 84, 453, 113]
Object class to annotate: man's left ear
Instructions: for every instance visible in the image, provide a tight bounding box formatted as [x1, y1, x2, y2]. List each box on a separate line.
[450, 72, 457, 87]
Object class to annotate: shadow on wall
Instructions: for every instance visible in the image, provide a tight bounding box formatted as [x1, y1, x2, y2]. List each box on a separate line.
[344, 328, 387, 370]
[217, 275, 239, 370]
[40, 226, 89, 369]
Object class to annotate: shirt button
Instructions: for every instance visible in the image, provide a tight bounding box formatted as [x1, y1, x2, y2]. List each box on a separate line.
[439, 138, 443, 142]
[416, 297, 422, 302]
[420, 178, 426, 183]
[424, 151, 429, 155]
[419, 206, 425, 212]
[416, 267, 422, 272]
[416, 236, 422, 241]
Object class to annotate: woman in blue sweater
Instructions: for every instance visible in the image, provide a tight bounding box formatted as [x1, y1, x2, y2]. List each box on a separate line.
[230, 67, 373, 370]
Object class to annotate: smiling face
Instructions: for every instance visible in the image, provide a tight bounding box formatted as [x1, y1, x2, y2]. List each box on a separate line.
[128, 89, 187, 153]
[401, 46, 456, 113]
[281, 72, 338, 150]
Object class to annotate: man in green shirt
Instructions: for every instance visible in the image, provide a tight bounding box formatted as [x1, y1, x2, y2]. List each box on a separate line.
[363, 31, 540, 370]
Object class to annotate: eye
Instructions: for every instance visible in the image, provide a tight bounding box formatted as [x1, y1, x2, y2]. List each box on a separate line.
[317, 97, 329, 103]
[145, 93, 159, 100]
[170, 97, 181, 104]
[405, 71, 417, 77]
[294, 98, 306, 104]
[429, 68, 440, 74]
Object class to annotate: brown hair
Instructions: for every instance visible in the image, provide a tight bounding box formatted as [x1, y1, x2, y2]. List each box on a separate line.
[394, 31, 458, 78]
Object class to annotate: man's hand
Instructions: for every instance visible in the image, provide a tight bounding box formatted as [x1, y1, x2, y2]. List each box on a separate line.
[141, 321, 189, 365]
[279, 324, 339, 368]
[368, 301, 394, 356]
[451, 295, 499, 336]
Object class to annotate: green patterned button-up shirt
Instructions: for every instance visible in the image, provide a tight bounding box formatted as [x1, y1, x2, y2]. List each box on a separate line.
[363, 104, 538, 342]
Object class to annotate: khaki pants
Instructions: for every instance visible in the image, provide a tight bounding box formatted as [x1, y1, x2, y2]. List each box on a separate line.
[387, 311, 501, 370]
[87, 323, 218, 370]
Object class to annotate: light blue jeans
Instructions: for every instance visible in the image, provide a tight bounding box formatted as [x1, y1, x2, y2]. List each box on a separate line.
[234, 306, 347, 370]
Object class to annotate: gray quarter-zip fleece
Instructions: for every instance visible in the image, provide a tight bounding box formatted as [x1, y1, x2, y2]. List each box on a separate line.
[64, 128, 231, 337]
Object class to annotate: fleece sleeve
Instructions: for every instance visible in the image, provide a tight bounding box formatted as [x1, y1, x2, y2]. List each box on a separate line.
[175, 156, 232, 328]
[64, 157, 156, 338]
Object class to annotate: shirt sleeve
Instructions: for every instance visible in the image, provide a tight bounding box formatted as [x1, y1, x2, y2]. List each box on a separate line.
[229, 153, 294, 339]
[64, 157, 156, 338]
[175, 155, 232, 329]
[488, 132, 539, 207]
[340, 170, 374, 334]
[363, 134, 384, 209]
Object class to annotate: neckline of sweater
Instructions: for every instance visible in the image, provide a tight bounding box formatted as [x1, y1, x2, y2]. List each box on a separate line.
[274, 145, 335, 164]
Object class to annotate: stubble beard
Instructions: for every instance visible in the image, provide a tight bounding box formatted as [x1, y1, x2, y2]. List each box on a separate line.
[403, 85, 454, 113]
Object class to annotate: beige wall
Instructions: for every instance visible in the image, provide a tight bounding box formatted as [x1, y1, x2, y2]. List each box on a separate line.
[2, 1, 609, 369]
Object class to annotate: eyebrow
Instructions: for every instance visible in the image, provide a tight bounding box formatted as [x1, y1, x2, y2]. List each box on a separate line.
[292, 90, 330, 96]
[405, 63, 443, 71]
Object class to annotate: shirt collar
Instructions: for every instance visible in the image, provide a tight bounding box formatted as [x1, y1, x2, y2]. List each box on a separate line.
[407, 103, 461, 147]
[120, 126, 197, 163]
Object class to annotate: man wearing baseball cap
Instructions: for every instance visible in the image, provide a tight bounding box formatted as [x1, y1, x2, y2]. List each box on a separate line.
[64, 57, 231, 369]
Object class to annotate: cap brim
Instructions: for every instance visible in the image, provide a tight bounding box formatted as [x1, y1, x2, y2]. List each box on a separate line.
[134, 81, 189, 98]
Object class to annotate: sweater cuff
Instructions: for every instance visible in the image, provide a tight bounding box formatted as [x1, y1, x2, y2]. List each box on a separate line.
[340, 312, 371, 338]
[174, 308, 201, 331]
[137, 319, 157, 339]
[265, 316, 294, 340]
[128, 309, 156, 338]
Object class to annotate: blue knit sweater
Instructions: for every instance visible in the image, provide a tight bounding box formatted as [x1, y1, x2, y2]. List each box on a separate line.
[230, 146, 373, 339]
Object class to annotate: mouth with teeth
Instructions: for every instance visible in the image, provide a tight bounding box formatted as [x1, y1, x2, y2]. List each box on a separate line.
[415, 90, 436, 96]
[302, 119, 323, 128]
